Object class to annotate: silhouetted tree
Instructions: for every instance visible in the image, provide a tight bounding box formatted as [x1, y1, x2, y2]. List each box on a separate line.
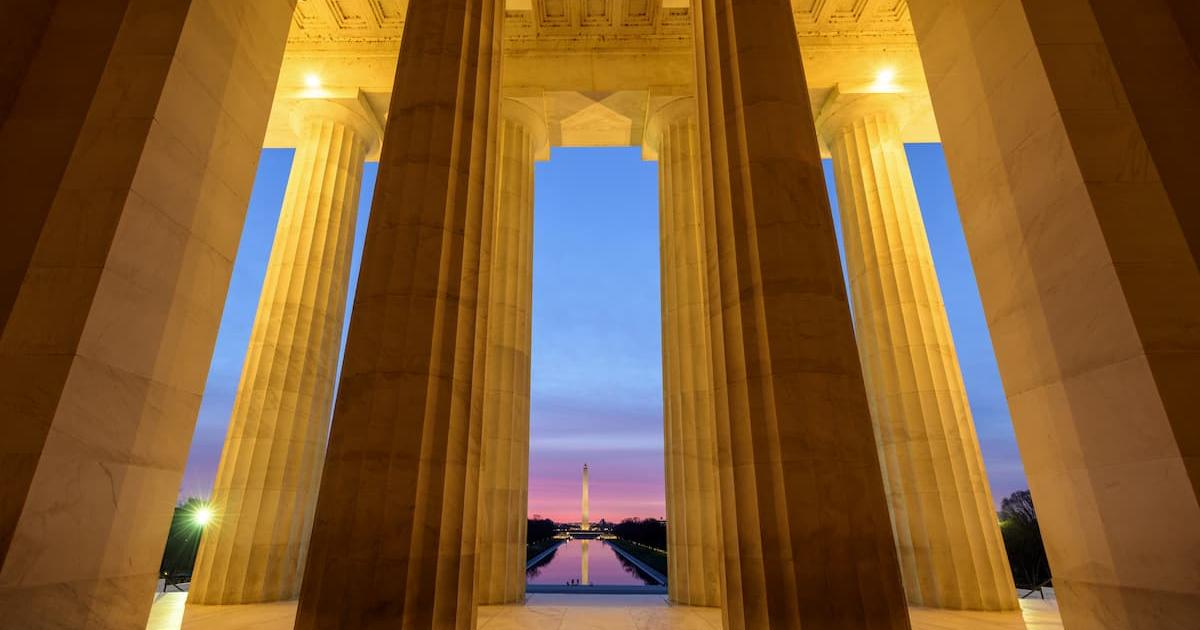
[158, 497, 208, 588]
[527, 517, 557, 544]
[612, 518, 667, 550]
[998, 490, 1051, 588]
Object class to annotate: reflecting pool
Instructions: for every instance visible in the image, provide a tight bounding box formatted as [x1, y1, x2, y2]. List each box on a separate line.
[526, 539, 658, 586]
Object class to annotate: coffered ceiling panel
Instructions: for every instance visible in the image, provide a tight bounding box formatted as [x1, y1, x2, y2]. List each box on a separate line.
[288, 0, 913, 46]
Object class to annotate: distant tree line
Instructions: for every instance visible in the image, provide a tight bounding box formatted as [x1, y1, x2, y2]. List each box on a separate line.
[997, 490, 1052, 589]
[526, 517, 560, 563]
[527, 516, 557, 544]
[612, 517, 666, 551]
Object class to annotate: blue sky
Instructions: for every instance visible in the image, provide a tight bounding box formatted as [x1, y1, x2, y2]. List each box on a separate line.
[178, 144, 1028, 518]
[177, 152, 375, 499]
[826, 145, 1028, 500]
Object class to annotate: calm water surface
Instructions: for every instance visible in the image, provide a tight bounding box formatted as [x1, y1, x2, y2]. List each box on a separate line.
[526, 539, 657, 586]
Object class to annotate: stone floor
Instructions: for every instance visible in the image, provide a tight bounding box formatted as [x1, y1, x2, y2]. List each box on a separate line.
[147, 592, 1062, 629]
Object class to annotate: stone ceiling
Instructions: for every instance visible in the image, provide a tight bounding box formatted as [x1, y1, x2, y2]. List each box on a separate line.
[287, 0, 914, 48]
[268, 0, 935, 154]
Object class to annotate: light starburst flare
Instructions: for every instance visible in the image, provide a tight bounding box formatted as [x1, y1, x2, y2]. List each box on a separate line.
[191, 504, 215, 528]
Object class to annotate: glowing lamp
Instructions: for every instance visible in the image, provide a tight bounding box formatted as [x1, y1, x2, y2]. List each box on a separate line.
[873, 68, 898, 92]
[192, 505, 215, 528]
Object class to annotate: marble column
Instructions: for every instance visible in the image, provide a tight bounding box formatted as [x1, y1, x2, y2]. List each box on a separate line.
[0, 0, 294, 627]
[909, 0, 1200, 627]
[645, 96, 722, 609]
[691, 1, 909, 628]
[475, 98, 545, 606]
[294, 0, 503, 627]
[189, 98, 380, 606]
[818, 91, 1016, 611]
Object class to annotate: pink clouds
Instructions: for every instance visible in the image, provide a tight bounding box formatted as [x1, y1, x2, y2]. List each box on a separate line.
[525, 399, 667, 523]
[528, 449, 665, 523]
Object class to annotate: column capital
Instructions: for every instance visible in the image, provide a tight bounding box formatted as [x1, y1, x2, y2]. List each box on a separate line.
[643, 96, 696, 161]
[502, 97, 550, 161]
[290, 93, 384, 158]
[814, 85, 908, 146]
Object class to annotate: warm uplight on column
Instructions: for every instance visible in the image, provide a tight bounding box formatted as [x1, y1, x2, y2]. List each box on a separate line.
[816, 90, 1018, 611]
[189, 96, 379, 606]
[475, 98, 547, 606]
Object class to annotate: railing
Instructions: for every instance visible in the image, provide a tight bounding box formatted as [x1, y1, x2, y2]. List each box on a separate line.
[619, 539, 667, 555]
[1018, 578, 1054, 599]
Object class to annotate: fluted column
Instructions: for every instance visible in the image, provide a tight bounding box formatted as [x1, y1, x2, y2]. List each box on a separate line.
[692, 1, 909, 628]
[475, 98, 545, 606]
[645, 96, 722, 608]
[818, 91, 1017, 611]
[189, 98, 380, 606]
[294, 0, 503, 627]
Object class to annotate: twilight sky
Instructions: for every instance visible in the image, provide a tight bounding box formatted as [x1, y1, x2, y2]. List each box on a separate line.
[178, 144, 1028, 524]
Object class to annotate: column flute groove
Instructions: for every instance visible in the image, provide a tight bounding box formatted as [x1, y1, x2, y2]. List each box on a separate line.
[512, 116, 534, 585]
[691, 1, 910, 627]
[818, 92, 1017, 611]
[648, 96, 722, 608]
[190, 99, 379, 606]
[476, 98, 545, 605]
[295, 0, 504, 626]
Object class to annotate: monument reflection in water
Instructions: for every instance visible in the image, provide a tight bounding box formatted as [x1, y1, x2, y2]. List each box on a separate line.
[527, 540, 658, 586]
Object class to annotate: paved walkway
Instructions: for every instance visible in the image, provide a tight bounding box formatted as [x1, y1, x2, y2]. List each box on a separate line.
[605, 542, 668, 586]
[148, 592, 1063, 630]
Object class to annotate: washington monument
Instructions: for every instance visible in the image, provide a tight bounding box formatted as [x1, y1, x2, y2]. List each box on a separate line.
[581, 464, 590, 531]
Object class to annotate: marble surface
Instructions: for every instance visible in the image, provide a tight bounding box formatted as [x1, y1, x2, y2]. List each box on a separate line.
[908, 0, 1200, 627]
[0, 0, 295, 627]
[188, 99, 373, 606]
[693, 0, 909, 626]
[475, 100, 543, 606]
[4, 1, 1192, 628]
[819, 94, 1016, 611]
[148, 592, 1063, 629]
[649, 96, 722, 608]
[291, 0, 504, 626]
